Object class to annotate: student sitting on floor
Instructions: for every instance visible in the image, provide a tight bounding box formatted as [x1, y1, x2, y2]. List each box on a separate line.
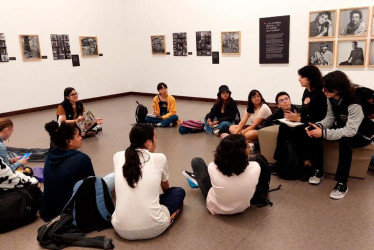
[145, 82, 179, 127]
[41, 121, 114, 222]
[112, 124, 185, 240]
[203, 85, 240, 136]
[183, 134, 264, 215]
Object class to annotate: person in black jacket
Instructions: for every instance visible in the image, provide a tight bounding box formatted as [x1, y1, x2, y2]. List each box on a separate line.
[204, 85, 240, 136]
[307, 71, 372, 199]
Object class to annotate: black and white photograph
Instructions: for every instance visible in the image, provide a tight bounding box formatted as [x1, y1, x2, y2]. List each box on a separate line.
[368, 39, 374, 66]
[308, 41, 334, 67]
[196, 31, 211, 56]
[79, 36, 99, 56]
[221, 31, 240, 55]
[309, 10, 336, 38]
[151, 35, 166, 55]
[339, 7, 369, 37]
[173, 32, 187, 56]
[19, 35, 42, 61]
[337, 40, 366, 67]
[50, 34, 71, 60]
[0, 33, 9, 62]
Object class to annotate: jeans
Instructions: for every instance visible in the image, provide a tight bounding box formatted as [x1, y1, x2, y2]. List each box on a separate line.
[191, 157, 212, 199]
[103, 172, 115, 191]
[159, 187, 185, 215]
[145, 115, 178, 127]
[204, 118, 232, 134]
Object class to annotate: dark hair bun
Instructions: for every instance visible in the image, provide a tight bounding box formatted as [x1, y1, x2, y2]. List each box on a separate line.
[44, 120, 59, 135]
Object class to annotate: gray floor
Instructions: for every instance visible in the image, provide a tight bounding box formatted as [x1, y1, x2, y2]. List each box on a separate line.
[1, 95, 374, 250]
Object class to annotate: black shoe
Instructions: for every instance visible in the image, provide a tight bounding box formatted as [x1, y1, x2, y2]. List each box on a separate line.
[182, 171, 197, 186]
[330, 182, 348, 199]
[269, 162, 278, 174]
[299, 164, 313, 182]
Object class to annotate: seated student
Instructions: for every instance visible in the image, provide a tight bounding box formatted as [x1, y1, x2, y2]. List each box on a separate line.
[56, 87, 103, 137]
[112, 124, 185, 240]
[0, 118, 29, 171]
[41, 121, 114, 222]
[261, 91, 300, 127]
[306, 71, 372, 199]
[145, 82, 179, 127]
[203, 85, 240, 136]
[0, 158, 39, 189]
[183, 134, 263, 215]
[228, 90, 271, 142]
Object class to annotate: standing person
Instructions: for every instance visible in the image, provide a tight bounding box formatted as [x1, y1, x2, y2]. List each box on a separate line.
[145, 82, 179, 127]
[204, 85, 240, 136]
[228, 90, 271, 142]
[341, 9, 367, 36]
[0, 118, 29, 171]
[310, 43, 333, 66]
[310, 11, 333, 37]
[306, 71, 372, 199]
[112, 124, 185, 240]
[183, 134, 263, 215]
[339, 41, 364, 66]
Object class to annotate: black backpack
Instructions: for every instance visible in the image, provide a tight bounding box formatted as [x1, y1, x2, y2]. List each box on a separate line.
[63, 176, 115, 233]
[0, 184, 42, 233]
[276, 138, 302, 180]
[135, 101, 148, 123]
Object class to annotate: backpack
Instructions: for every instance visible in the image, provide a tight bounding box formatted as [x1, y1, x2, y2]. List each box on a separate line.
[135, 101, 148, 123]
[179, 120, 205, 134]
[37, 213, 114, 249]
[250, 154, 281, 207]
[276, 139, 302, 180]
[63, 176, 115, 233]
[0, 184, 42, 233]
[353, 86, 374, 117]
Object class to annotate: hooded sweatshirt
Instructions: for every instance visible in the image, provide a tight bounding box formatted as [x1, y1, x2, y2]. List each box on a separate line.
[40, 148, 95, 222]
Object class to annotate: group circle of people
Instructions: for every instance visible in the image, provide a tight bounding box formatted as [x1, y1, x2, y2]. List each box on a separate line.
[0, 65, 373, 240]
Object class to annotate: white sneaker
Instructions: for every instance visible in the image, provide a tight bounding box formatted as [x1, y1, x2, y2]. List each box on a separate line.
[330, 182, 348, 199]
[309, 170, 325, 185]
[213, 128, 220, 136]
[182, 171, 197, 186]
[248, 143, 255, 154]
[156, 123, 162, 127]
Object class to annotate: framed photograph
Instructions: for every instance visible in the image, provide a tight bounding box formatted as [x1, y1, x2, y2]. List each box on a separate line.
[368, 39, 374, 67]
[338, 7, 369, 37]
[221, 31, 240, 55]
[173, 32, 187, 56]
[50, 34, 71, 60]
[372, 7, 374, 36]
[19, 35, 42, 61]
[309, 10, 336, 38]
[0, 33, 9, 62]
[308, 41, 335, 67]
[196, 31, 212, 56]
[151, 35, 166, 55]
[337, 39, 366, 67]
[79, 36, 99, 56]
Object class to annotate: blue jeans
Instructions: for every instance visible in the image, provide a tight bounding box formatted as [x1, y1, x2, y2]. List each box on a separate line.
[145, 115, 178, 127]
[204, 118, 232, 134]
[159, 187, 185, 216]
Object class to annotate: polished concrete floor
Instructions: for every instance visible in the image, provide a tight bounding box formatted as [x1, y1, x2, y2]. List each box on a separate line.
[1, 95, 374, 250]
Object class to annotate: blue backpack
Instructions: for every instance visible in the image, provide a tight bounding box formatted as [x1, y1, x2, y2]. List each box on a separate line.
[63, 176, 115, 233]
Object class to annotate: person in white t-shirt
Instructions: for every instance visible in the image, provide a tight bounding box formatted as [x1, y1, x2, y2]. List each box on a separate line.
[183, 134, 262, 215]
[228, 90, 272, 142]
[111, 124, 185, 240]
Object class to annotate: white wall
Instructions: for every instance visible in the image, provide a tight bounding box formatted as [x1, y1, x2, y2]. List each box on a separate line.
[1, 0, 374, 113]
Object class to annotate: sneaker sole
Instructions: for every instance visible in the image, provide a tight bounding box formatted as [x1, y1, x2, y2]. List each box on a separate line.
[182, 171, 198, 186]
[330, 186, 348, 200]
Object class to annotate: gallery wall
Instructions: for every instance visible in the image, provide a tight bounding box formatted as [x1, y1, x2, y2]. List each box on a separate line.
[1, 0, 374, 114]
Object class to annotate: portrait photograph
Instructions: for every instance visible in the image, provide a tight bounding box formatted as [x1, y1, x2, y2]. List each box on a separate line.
[309, 10, 336, 38]
[308, 41, 334, 67]
[0, 33, 9, 62]
[173, 32, 187, 56]
[151, 35, 166, 55]
[338, 7, 369, 37]
[19, 35, 42, 61]
[79, 36, 99, 56]
[368, 39, 374, 67]
[337, 40, 366, 67]
[50, 34, 71, 60]
[221, 31, 240, 55]
[196, 31, 212, 56]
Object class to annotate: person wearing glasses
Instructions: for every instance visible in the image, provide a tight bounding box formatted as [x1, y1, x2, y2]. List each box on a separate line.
[306, 71, 372, 199]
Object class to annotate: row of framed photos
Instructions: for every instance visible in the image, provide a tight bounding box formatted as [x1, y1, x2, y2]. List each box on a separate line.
[308, 39, 374, 67]
[0, 33, 99, 62]
[309, 6, 374, 38]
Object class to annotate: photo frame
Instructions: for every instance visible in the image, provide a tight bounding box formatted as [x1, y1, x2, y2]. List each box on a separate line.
[308, 40, 335, 67]
[309, 10, 336, 38]
[337, 39, 366, 67]
[372, 7, 374, 36]
[50, 34, 71, 60]
[196, 31, 212, 56]
[79, 36, 99, 57]
[221, 31, 240, 55]
[0, 33, 9, 62]
[151, 35, 166, 55]
[173, 32, 187, 56]
[19, 34, 42, 61]
[368, 39, 374, 67]
[338, 7, 369, 37]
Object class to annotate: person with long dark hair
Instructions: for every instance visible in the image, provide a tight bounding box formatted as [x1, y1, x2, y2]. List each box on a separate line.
[204, 85, 240, 136]
[183, 134, 264, 214]
[306, 71, 372, 199]
[112, 124, 185, 240]
[341, 9, 367, 36]
[228, 90, 271, 142]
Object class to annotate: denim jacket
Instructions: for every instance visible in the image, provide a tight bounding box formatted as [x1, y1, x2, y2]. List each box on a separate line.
[0, 137, 20, 171]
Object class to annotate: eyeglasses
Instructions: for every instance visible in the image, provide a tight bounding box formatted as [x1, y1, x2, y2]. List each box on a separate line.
[278, 97, 289, 103]
[69, 92, 79, 97]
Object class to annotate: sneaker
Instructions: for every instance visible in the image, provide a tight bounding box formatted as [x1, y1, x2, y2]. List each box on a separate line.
[309, 169, 325, 185]
[330, 182, 348, 199]
[182, 171, 197, 186]
[156, 123, 162, 127]
[248, 143, 255, 154]
[169, 123, 174, 127]
[213, 128, 220, 136]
